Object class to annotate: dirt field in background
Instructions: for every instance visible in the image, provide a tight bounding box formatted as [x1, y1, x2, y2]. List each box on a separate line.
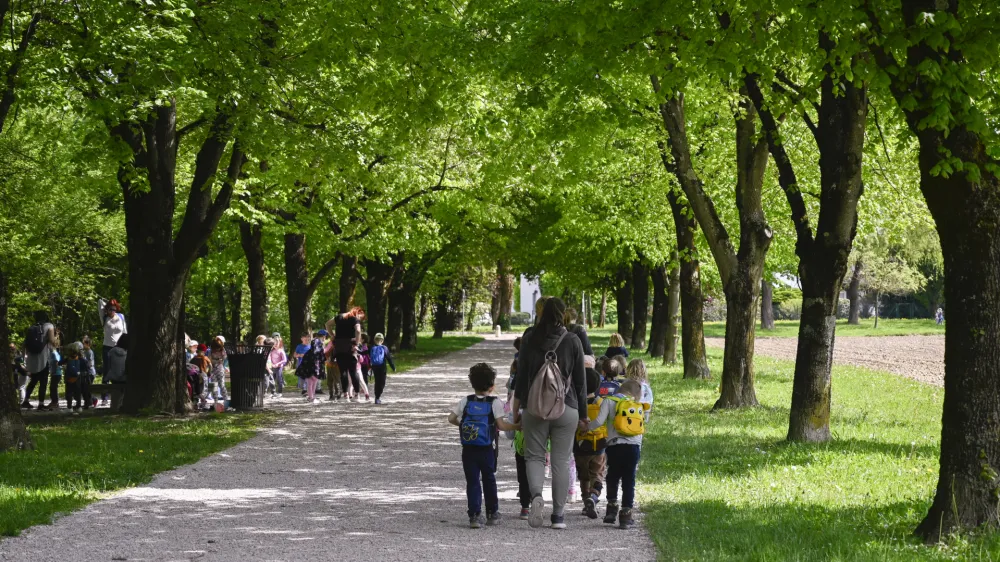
[706, 335, 945, 387]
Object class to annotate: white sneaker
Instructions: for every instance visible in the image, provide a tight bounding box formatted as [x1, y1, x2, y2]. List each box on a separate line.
[568, 490, 581, 503]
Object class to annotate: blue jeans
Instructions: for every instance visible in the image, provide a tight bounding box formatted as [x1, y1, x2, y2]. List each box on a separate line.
[462, 445, 498, 517]
[606, 444, 641, 509]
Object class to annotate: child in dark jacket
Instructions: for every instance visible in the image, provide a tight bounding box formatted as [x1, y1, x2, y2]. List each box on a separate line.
[368, 333, 395, 404]
[603, 332, 629, 360]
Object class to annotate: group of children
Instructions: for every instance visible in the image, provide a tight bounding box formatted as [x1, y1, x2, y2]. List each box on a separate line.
[292, 329, 396, 404]
[14, 335, 105, 412]
[454, 332, 652, 530]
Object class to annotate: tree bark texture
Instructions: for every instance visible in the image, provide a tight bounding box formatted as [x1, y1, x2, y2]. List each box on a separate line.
[239, 218, 268, 337]
[631, 260, 649, 350]
[498, 261, 514, 330]
[339, 255, 357, 313]
[599, 289, 607, 328]
[847, 261, 862, 325]
[872, 1, 1000, 539]
[761, 278, 775, 330]
[0, 266, 32, 451]
[284, 232, 311, 340]
[665, 265, 680, 364]
[615, 266, 634, 345]
[385, 255, 406, 349]
[647, 263, 669, 358]
[667, 190, 710, 379]
[362, 259, 395, 339]
[113, 104, 243, 414]
[229, 285, 243, 342]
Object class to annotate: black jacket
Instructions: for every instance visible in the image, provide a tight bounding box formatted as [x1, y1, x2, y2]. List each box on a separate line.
[566, 323, 593, 356]
[515, 326, 587, 418]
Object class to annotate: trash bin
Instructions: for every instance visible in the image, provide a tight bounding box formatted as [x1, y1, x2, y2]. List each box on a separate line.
[226, 343, 269, 411]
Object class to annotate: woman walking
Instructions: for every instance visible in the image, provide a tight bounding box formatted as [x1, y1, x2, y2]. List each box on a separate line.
[329, 307, 370, 401]
[512, 298, 587, 530]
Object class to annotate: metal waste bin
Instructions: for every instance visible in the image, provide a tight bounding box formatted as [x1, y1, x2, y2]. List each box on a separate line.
[226, 343, 270, 411]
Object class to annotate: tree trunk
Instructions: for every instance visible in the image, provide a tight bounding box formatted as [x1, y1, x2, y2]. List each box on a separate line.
[465, 298, 475, 331]
[385, 255, 406, 349]
[0, 266, 32, 452]
[433, 290, 448, 339]
[498, 261, 513, 330]
[418, 293, 429, 331]
[785, 49, 867, 442]
[599, 289, 607, 327]
[873, 292, 880, 329]
[761, 278, 775, 330]
[400, 286, 419, 350]
[239, 219, 268, 337]
[713, 97, 771, 410]
[631, 260, 649, 350]
[665, 265, 680, 364]
[668, 191, 710, 379]
[114, 104, 243, 414]
[362, 259, 395, 338]
[229, 285, 242, 342]
[339, 255, 357, 313]
[284, 232, 311, 339]
[847, 261, 862, 325]
[615, 266, 634, 345]
[647, 264, 669, 358]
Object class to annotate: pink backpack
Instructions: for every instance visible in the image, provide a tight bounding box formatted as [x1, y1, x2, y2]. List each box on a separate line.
[526, 330, 570, 421]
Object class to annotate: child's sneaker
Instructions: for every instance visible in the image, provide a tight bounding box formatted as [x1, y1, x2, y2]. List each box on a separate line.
[519, 508, 530, 520]
[583, 497, 598, 519]
[469, 514, 485, 529]
[603, 503, 619, 524]
[528, 494, 545, 528]
[550, 514, 566, 530]
[486, 512, 501, 526]
[619, 508, 634, 529]
[568, 489, 581, 503]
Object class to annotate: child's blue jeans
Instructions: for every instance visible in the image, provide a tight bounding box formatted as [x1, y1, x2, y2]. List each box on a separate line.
[606, 443, 641, 509]
[462, 445, 498, 517]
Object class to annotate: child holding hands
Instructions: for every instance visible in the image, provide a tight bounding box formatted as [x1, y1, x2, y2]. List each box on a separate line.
[449, 363, 519, 529]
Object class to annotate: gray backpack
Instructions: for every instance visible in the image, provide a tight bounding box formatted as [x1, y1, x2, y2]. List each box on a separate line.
[527, 330, 570, 421]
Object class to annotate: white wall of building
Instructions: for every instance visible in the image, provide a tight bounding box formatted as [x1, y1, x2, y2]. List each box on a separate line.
[519, 275, 541, 319]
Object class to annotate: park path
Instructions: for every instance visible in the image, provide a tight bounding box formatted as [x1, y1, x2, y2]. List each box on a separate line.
[706, 334, 945, 387]
[0, 336, 656, 562]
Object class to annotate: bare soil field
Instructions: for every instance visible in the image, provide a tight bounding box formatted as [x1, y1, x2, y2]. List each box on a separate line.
[706, 335, 945, 387]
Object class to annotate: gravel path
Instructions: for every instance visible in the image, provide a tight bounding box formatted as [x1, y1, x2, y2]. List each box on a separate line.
[0, 336, 656, 562]
[706, 334, 945, 386]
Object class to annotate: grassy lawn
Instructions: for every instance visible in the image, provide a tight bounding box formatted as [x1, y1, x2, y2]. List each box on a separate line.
[579, 329, 998, 560]
[0, 412, 272, 537]
[704, 318, 946, 339]
[282, 333, 483, 388]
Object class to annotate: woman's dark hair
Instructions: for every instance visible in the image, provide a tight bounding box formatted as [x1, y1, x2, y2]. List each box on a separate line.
[115, 333, 129, 350]
[537, 298, 567, 333]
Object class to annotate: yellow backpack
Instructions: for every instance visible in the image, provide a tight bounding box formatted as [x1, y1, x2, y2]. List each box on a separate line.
[609, 396, 646, 437]
[576, 397, 607, 451]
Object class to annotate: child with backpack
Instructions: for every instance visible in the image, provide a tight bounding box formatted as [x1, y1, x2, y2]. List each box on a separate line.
[358, 333, 372, 386]
[448, 363, 519, 529]
[62, 347, 91, 411]
[575, 368, 608, 519]
[368, 333, 395, 404]
[625, 359, 654, 420]
[295, 330, 325, 403]
[585, 379, 645, 529]
[597, 357, 624, 398]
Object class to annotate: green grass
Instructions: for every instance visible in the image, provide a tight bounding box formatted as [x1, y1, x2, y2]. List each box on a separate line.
[585, 329, 998, 560]
[704, 318, 946, 339]
[0, 412, 272, 537]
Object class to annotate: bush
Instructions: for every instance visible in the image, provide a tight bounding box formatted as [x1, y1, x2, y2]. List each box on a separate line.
[510, 311, 531, 326]
[776, 299, 802, 320]
[772, 286, 802, 305]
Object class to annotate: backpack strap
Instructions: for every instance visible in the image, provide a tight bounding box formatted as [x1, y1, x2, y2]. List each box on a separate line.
[544, 329, 569, 362]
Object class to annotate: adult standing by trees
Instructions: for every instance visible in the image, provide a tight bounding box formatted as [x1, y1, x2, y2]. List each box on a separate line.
[512, 298, 586, 530]
[20, 312, 56, 410]
[328, 307, 370, 402]
[563, 308, 593, 356]
[99, 299, 127, 376]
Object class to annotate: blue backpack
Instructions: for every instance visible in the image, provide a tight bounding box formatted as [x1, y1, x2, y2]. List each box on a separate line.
[598, 378, 621, 398]
[370, 345, 387, 366]
[460, 395, 497, 447]
[64, 359, 82, 383]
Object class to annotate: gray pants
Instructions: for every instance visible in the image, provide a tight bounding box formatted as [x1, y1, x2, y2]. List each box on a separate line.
[522, 407, 579, 517]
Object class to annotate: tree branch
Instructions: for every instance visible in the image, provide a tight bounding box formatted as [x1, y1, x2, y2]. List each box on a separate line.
[307, 251, 342, 297]
[0, 9, 40, 133]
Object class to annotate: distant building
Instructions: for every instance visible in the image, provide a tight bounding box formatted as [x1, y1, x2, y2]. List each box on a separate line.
[519, 275, 541, 320]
